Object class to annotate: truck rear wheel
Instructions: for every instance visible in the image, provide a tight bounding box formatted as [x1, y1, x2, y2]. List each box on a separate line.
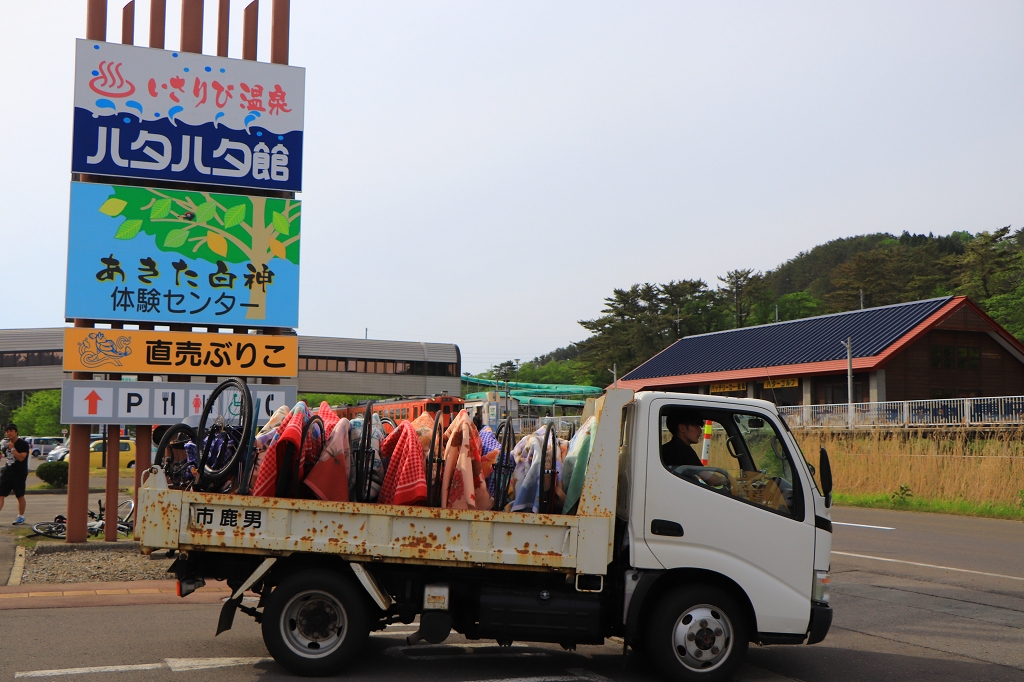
[648, 585, 748, 682]
[262, 569, 370, 677]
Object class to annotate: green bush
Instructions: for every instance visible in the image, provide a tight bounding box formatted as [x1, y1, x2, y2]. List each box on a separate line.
[35, 461, 69, 487]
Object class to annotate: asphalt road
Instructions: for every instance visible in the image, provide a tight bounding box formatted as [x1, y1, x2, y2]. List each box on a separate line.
[1, 506, 1021, 682]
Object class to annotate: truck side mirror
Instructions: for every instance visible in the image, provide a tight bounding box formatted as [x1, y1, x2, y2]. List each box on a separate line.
[819, 447, 833, 508]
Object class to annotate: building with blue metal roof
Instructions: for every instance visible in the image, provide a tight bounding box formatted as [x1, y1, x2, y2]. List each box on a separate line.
[619, 296, 1024, 405]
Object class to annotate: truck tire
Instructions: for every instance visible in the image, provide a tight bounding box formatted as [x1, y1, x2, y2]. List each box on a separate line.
[262, 568, 370, 677]
[648, 585, 748, 682]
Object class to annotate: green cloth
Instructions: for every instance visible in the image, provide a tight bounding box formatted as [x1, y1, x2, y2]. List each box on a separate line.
[562, 416, 597, 514]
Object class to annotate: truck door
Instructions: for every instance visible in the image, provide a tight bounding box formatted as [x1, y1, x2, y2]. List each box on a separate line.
[643, 399, 815, 635]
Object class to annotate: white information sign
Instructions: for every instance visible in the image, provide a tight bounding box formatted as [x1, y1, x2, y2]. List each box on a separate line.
[61, 380, 296, 426]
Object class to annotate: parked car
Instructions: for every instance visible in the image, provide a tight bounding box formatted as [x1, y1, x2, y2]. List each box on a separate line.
[46, 446, 70, 462]
[88, 439, 137, 469]
[25, 437, 65, 458]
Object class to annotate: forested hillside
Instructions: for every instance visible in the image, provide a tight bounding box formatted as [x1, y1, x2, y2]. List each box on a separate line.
[479, 228, 1024, 386]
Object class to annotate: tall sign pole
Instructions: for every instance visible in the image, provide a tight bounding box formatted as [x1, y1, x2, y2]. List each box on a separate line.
[66, 0, 301, 542]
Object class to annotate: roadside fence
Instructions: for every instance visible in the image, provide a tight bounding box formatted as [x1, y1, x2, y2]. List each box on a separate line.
[778, 396, 1024, 429]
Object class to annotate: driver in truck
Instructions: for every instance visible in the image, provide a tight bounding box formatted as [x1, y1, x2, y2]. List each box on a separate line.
[660, 409, 726, 486]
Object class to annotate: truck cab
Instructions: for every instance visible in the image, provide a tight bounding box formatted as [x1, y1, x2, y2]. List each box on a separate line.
[619, 392, 833, 677]
[142, 388, 832, 681]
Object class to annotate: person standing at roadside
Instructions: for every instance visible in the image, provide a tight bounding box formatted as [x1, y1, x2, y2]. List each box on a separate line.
[0, 423, 29, 525]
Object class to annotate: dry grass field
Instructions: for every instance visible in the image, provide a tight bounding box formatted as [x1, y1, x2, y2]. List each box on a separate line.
[792, 428, 1024, 510]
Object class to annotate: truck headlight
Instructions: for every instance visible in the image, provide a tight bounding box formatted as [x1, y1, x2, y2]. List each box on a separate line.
[812, 570, 830, 604]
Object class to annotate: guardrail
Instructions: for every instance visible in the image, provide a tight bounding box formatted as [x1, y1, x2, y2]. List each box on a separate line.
[516, 416, 583, 437]
[778, 396, 1024, 428]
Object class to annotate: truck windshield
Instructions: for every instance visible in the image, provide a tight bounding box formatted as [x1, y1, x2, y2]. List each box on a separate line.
[777, 412, 820, 493]
[660, 406, 805, 520]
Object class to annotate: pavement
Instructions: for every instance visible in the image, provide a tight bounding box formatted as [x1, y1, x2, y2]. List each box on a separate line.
[0, 504, 1020, 681]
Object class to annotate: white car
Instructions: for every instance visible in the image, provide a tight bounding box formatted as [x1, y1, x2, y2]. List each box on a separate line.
[26, 437, 65, 458]
[46, 446, 70, 462]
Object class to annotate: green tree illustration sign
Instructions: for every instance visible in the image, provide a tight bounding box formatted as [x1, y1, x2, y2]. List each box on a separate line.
[98, 185, 300, 321]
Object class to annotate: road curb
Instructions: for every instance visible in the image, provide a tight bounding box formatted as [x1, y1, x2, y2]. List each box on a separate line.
[7, 546, 26, 586]
[23, 487, 107, 496]
[0, 578, 234, 610]
[33, 541, 140, 555]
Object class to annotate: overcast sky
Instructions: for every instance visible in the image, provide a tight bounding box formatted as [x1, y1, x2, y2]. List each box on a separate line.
[1, 1, 1022, 372]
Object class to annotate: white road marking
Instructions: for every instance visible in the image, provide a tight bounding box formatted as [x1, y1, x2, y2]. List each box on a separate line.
[15, 657, 273, 678]
[458, 671, 611, 682]
[832, 551, 1024, 581]
[164, 657, 273, 671]
[833, 522, 895, 530]
[385, 643, 552, 660]
[15, 663, 165, 678]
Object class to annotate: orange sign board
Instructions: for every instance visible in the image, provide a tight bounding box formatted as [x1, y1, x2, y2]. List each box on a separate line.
[764, 377, 799, 389]
[710, 382, 747, 393]
[63, 328, 297, 377]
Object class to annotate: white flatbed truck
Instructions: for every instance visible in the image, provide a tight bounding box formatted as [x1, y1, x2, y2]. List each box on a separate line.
[138, 389, 834, 680]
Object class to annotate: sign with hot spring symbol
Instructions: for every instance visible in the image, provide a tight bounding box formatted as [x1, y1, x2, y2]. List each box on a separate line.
[71, 40, 304, 191]
[65, 182, 300, 326]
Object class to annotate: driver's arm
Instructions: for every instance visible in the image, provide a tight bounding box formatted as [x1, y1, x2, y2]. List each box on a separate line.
[697, 470, 727, 486]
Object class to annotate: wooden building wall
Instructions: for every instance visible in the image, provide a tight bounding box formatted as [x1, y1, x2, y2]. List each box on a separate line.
[883, 326, 1024, 400]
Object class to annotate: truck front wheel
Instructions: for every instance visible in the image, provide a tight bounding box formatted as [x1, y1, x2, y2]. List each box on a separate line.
[648, 585, 748, 682]
[262, 569, 370, 677]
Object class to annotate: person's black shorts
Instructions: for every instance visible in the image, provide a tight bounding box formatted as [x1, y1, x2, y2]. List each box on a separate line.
[0, 473, 26, 498]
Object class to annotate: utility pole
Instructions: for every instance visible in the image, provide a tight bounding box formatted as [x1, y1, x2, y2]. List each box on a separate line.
[775, 304, 779, 323]
[608, 363, 617, 389]
[860, 289, 864, 309]
[841, 337, 854, 429]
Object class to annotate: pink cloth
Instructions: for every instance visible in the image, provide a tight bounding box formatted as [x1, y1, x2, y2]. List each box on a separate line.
[441, 411, 492, 510]
[304, 417, 351, 502]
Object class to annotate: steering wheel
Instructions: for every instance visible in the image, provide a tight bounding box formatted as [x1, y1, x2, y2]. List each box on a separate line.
[672, 465, 738, 495]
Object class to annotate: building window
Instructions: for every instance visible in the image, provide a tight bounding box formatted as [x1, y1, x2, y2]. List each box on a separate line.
[297, 355, 460, 376]
[0, 350, 64, 367]
[931, 345, 980, 370]
[957, 347, 980, 370]
[930, 345, 954, 369]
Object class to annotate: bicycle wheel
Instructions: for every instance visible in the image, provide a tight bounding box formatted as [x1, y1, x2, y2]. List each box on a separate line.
[117, 498, 136, 526]
[32, 522, 66, 539]
[155, 423, 197, 469]
[196, 378, 253, 488]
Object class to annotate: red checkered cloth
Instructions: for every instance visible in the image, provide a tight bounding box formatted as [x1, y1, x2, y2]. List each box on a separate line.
[315, 401, 340, 438]
[251, 411, 296, 497]
[378, 421, 427, 506]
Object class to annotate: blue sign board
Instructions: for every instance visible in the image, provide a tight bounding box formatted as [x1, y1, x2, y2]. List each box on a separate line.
[71, 40, 304, 192]
[65, 182, 301, 327]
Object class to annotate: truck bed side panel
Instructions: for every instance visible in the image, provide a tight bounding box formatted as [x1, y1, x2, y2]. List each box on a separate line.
[140, 488, 582, 570]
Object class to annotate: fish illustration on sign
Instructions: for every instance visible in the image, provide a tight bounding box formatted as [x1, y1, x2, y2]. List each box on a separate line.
[78, 331, 133, 368]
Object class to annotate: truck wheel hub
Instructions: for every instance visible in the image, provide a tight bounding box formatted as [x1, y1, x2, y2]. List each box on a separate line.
[297, 600, 338, 640]
[281, 590, 348, 658]
[673, 605, 732, 671]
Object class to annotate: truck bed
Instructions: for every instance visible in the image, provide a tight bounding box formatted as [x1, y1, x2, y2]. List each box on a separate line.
[137, 390, 633, 576]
